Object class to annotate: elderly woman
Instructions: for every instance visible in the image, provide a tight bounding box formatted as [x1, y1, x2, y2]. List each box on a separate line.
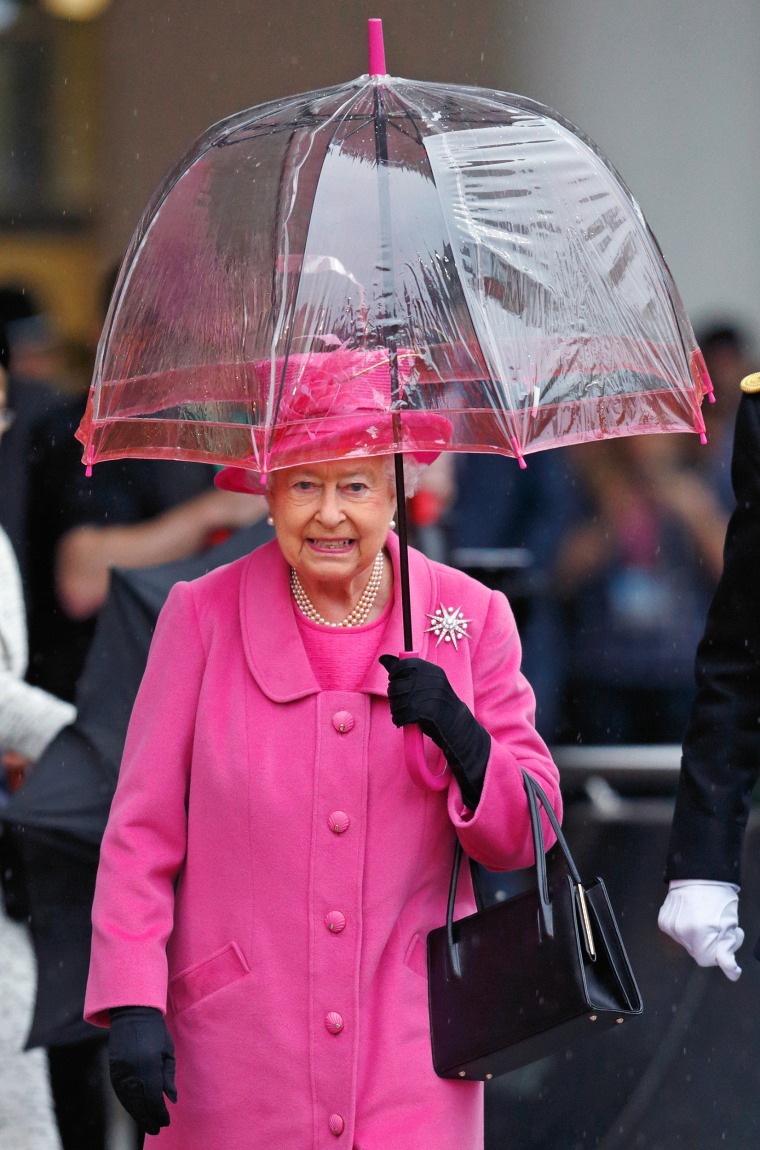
[84, 352, 562, 1150]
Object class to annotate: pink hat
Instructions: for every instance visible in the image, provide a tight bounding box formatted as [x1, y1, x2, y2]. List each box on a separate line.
[215, 347, 452, 494]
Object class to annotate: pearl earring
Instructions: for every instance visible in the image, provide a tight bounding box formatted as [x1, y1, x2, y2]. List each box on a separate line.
[389, 519, 396, 529]
[267, 515, 274, 527]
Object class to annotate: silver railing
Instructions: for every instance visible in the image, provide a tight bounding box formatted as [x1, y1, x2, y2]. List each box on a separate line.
[552, 743, 681, 787]
[551, 744, 681, 824]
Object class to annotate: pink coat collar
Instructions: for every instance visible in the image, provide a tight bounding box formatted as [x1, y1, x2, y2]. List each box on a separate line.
[239, 531, 435, 702]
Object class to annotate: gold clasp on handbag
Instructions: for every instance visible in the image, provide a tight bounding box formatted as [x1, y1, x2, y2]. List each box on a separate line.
[576, 884, 596, 961]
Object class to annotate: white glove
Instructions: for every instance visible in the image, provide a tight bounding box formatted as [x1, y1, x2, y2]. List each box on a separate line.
[658, 880, 744, 982]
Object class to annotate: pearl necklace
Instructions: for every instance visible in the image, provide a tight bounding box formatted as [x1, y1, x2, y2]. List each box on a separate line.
[291, 551, 384, 628]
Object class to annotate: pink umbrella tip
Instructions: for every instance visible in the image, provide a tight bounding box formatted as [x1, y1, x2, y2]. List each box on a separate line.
[368, 18, 386, 76]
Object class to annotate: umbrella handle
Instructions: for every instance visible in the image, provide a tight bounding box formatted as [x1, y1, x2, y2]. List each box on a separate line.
[400, 650, 450, 791]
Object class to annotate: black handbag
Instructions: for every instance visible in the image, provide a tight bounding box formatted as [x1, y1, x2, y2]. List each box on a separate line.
[427, 769, 643, 1079]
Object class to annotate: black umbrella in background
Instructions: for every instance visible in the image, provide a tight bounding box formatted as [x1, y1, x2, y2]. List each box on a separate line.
[2, 519, 271, 1048]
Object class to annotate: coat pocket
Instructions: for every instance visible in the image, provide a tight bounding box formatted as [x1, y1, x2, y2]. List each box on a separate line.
[168, 941, 250, 1015]
[403, 932, 429, 980]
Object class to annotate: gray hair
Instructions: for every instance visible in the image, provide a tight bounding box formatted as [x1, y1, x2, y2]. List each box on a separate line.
[381, 454, 426, 498]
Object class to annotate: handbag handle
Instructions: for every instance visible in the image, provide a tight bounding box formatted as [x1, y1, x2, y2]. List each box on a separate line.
[445, 770, 581, 978]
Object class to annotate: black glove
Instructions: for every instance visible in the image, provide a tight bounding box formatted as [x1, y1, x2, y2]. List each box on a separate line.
[109, 1006, 177, 1135]
[379, 655, 490, 809]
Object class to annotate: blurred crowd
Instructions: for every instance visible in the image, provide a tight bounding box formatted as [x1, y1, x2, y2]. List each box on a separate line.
[0, 275, 755, 1149]
[437, 321, 748, 747]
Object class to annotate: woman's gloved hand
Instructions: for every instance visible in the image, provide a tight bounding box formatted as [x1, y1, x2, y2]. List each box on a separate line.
[658, 880, 744, 981]
[109, 1006, 177, 1134]
[379, 654, 490, 809]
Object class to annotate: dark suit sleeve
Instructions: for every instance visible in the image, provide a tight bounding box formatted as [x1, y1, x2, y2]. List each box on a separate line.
[666, 392, 760, 884]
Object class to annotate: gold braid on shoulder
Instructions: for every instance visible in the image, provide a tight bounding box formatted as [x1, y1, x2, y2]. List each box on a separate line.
[740, 372, 760, 394]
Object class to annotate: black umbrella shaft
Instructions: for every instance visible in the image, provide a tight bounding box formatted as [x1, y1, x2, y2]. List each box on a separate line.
[372, 83, 396, 356]
[393, 454, 413, 650]
[373, 81, 414, 652]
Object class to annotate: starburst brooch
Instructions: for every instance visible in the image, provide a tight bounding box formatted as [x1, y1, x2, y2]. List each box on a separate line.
[424, 604, 472, 650]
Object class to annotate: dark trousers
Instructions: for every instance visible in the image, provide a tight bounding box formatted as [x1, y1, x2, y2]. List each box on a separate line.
[47, 1037, 144, 1149]
[47, 1038, 108, 1150]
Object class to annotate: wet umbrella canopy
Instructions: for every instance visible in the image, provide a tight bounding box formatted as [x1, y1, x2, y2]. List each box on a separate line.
[77, 21, 709, 482]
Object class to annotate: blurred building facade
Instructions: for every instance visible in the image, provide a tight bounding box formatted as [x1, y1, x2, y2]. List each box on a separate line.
[1, 0, 758, 369]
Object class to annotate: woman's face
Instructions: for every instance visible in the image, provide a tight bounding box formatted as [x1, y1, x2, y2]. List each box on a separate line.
[267, 456, 396, 590]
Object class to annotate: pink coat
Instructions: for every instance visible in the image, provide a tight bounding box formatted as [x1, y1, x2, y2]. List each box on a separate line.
[85, 532, 561, 1149]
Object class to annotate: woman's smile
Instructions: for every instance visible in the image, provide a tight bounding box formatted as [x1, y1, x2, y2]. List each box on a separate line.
[307, 536, 355, 553]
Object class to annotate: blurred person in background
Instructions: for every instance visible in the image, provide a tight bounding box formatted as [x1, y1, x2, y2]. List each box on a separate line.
[447, 451, 575, 742]
[553, 434, 729, 745]
[406, 451, 456, 562]
[0, 323, 75, 875]
[0, 284, 68, 596]
[0, 284, 67, 385]
[0, 322, 77, 1145]
[25, 407, 262, 701]
[659, 376, 760, 982]
[698, 322, 755, 499]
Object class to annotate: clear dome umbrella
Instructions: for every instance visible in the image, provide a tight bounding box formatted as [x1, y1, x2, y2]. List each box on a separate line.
[77, 20, 710, 780]
[78, 21, 709, 481]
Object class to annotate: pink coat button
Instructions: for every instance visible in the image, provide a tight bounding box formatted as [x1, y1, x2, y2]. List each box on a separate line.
[327, 811, 350, 834]
[325, 1011, 344, 1034]
[325, 910, 346, 934]
[332, 711, 354, 733]
[329, 1113, 345, 1136]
